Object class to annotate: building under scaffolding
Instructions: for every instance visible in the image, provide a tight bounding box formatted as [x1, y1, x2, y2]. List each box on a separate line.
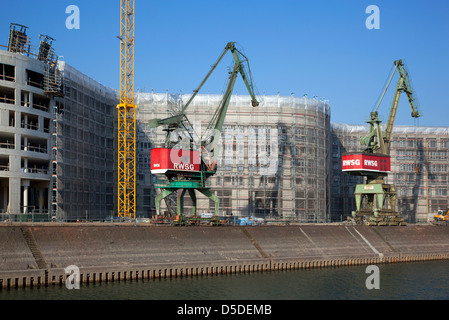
[52, 62, 116, 221]
[1, 24, 448, 223]
[136, 93, 331, 223]
[331, 123, 449, 223]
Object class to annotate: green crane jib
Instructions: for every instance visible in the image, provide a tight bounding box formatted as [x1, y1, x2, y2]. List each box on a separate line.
[343, 59, 422, 226]
[149, 42, 259, 220]
[360, 59, 421, 156]
[149, 42, 258, 131]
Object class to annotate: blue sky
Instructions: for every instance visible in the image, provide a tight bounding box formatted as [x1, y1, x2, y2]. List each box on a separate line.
[3, 0, 449, 126]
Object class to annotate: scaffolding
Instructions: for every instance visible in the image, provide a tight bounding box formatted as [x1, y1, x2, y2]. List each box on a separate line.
[52, 61, 117, 221]
[137, 93, 330, 222]
[7, 23, 31, 55]
[331, 123, 449, 223]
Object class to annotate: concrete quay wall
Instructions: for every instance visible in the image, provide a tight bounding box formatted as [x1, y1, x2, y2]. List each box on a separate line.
[1, 224, 449, 288]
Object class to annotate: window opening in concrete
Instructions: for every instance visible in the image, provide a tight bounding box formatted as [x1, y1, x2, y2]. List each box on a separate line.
[0, 86, 15, 104]
[8, 111, 15, 127]
[0, 157, 8, 172]
[26, 70, 44, 89]
[0, 133, 14, 149]
[21, 113, 39, 131]
[33, 94, 50, 112]
[21, 136, 47, 154]
[0, 63, 15, 82]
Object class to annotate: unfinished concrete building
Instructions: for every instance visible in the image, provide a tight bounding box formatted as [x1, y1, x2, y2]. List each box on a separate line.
[0, 24, 61, 219]
[0, 24, 117, 221]
[136, 93, 331, 222]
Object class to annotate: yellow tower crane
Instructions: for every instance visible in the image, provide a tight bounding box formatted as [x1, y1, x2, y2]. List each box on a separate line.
[117, 0, 136, 219]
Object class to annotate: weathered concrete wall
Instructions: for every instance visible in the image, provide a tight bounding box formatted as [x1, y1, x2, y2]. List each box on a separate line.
[1, 223, 449, 288]
[0, 226, 36, 270]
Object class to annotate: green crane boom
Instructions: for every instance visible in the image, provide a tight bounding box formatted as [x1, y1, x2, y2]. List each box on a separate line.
[360, 59, 421, 156]
[345, 59, 422, 226]
[149, 42, 258, 132]
[150, 42, 259, 219]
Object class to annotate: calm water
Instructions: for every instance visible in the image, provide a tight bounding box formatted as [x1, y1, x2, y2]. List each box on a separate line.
[1, 260, 449, 300]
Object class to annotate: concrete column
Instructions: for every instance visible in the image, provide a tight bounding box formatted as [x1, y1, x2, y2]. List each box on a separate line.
[15, 111, 19, 128]
[15, 59, 23, 84]
[24, 114, 28, 130]
[0, 109, 8, 127]
[38, 116, 43, 132]
[23, 90, 29, 107]
[15, 88, 20, 107]
[29, 92, 33, 109]
[38, 188, 43, 213]
[9, 155, 20, 173]
[23, 185, 29, 214]
[8, 177, 20, 215]
[14, 133, 21, 151]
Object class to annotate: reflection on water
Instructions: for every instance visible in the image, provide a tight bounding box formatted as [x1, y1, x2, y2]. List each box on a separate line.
[1, 260, 449, 300]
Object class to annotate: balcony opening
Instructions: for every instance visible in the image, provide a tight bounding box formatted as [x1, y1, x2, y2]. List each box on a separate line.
[22, 181, 49, 214]
[21, 113, 39, 131]
[42, 118, 50, 133]
[0, 63, 15, 82]
[22, 136, 47, 154]
[22, 158, 49, 175]
[9, 111, 14, 127]
[0, 157, 9, 171]
[0, 133, 14, 149]
[26, 69, 44, 89]
[33, 94, 50, 112]
[0, 86, 15, 105]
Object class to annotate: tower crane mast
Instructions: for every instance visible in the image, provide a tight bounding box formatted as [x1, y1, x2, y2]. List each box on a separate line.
[117, 0, 136, 219]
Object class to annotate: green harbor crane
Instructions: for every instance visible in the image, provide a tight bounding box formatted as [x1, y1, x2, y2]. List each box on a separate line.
[342, 59, 422, 225]
[149, 42, 259, 224]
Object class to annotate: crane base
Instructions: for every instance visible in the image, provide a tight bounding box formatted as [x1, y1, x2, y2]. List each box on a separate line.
[155, 185, 219, 217]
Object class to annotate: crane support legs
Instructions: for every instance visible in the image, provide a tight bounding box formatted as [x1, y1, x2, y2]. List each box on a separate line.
[155, 187, 220, 217]
[352, 183, 406, 226]
[197, 189, 219, 216]
[176, 189, 198, 215]
[155, 189, 176, 216]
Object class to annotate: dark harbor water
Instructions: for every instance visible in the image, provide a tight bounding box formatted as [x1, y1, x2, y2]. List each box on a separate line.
[1, 260, 449, 300]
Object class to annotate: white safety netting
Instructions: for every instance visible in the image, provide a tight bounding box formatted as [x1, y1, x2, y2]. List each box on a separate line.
[136, 92, 330, 115]
[331, 122, 449, 136]
[57, 61, 118, 99]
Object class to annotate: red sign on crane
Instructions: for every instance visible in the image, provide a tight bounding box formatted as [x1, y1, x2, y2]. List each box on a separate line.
[342, 153, 391, 173]
[150, 148, 201, 174]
